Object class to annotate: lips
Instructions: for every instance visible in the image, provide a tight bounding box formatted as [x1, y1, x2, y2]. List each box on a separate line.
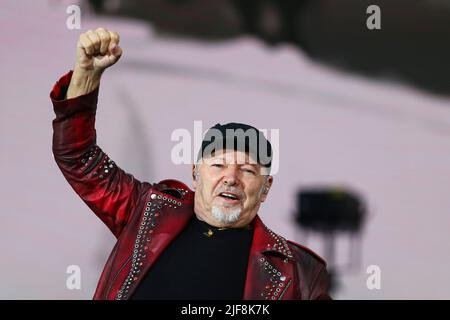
[218, 192, 241, 201]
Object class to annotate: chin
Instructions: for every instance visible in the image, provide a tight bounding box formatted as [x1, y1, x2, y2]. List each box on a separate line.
[211, 206, 242, 224]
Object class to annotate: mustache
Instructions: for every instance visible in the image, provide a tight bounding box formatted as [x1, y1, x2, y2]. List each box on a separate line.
[214, 185, 245, 200]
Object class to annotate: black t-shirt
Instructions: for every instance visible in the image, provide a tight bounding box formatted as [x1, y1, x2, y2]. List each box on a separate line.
[131, 214, 254, 300]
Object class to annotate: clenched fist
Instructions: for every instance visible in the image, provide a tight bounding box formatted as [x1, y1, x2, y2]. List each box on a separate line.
[76, 28, 122, 71]
[66, 28, 122, 99]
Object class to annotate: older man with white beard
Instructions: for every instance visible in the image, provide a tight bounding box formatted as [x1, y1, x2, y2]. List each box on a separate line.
[192, 126, 274, 230]
[50, 27, 331, 300]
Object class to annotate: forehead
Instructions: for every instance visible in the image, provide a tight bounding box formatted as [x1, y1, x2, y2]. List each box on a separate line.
[202, 149, 258, 165]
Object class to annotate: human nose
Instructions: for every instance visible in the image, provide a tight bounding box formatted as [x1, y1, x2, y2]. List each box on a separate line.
[222, 165, 239, 186]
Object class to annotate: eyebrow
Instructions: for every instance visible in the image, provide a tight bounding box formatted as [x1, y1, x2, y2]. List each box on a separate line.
[207, 154, 259, 165]
[208, 159, 259, 167]
[241, 163, 259, 168]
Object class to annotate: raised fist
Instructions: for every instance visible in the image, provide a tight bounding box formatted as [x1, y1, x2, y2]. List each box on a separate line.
[75, 28, 122, 72]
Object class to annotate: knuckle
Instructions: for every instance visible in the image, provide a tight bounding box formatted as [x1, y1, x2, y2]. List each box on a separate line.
[110, 32, 119, 41]
[88, 32, 99, 40]
[81, 41, 91, 50]
[99, 31, 110, 41]
[87, 38, 100, 48]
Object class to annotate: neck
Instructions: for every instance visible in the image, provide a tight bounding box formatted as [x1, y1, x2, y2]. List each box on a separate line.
[193, 210, 256, 229]
[194, 212, 233, 228]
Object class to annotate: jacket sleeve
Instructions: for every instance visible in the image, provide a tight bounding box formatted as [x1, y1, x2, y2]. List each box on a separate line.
[50, 70, 149, 238]
[310, 264, 332, 300]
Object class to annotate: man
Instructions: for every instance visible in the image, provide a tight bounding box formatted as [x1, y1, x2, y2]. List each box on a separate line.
[50, 28, 331, 300]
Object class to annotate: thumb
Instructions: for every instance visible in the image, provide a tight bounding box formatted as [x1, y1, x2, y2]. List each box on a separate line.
[110, 43, 122, 58]
[107, 43, 122, 65]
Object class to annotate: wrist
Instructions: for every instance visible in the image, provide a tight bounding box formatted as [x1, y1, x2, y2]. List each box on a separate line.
[66, 66, 104, 99]
[72, 65, 104, 87]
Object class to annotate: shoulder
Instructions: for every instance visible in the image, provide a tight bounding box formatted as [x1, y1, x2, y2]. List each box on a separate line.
[287, 240, 327, 268]
[258, 217, 327, 268]
[149, 179, 194, 200]
[155, 179, 192, 193]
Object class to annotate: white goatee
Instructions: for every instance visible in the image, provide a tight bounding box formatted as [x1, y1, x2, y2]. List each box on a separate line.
[211, 206, 242, 224]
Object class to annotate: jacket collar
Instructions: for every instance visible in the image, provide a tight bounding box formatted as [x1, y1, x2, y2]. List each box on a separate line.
[250, 216, 296, 262]
[242, 216, 297, 300]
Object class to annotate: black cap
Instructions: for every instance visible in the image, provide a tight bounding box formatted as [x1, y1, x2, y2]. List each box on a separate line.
[197, 122, 272, 171]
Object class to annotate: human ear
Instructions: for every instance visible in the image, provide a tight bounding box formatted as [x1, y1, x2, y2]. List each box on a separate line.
[192, 165, 198, 189]
[260, 176, 273, 202]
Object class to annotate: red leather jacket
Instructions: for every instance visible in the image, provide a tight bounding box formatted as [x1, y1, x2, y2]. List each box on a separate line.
[50, 71, 331, 300]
